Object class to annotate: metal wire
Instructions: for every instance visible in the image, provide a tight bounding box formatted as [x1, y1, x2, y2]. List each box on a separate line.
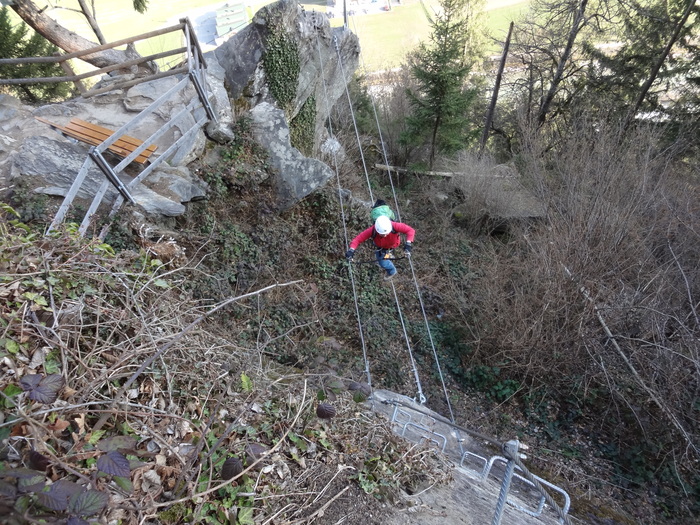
[390, 281, 426, 403]
[333, 36, 373, 204]
[315, 27, 372, 390]
[316, 10, 572, 524]
[333, 30, 428, 404]
[348, 13, 456, 421]
[349, 15, 402, 223]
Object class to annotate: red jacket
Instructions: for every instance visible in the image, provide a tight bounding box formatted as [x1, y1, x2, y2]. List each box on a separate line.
[349, 221, 415, 250]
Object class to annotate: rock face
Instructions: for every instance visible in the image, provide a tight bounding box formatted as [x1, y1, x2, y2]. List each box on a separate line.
[212, 0, 359, 153]
[0, 75, 216, 218]
[250, 102, 333, 210]
[0, 0, 357, 223]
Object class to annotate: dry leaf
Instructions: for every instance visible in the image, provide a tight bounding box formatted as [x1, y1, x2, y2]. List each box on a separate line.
[62, 386, 77, 399]
[143, 469, 162, 486]
[47, 419, 71, 432]
[176, 420, 192, 438]
[28, 347, 49, 370]
[11, 422, 29, 437]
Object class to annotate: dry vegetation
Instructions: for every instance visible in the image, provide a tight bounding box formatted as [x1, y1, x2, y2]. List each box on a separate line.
[1, 106, 698, 524]
[429, 119, 700, 522]
[0, 206, 451, 524]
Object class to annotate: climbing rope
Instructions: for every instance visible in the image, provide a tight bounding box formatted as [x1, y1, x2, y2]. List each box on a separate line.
[333, 36, 374, 204]
[314, 27, 373, 391]
[347, 15, 458, 426]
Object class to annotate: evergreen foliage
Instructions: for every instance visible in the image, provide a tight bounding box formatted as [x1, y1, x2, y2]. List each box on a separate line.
[132, 0, 149, 14]
[0, 7, 72, 103]
[401, 0, 483, 169]
[583, 0, 699, 122]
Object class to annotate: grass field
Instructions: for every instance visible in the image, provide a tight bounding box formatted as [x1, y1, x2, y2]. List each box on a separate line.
[349, 0, 529, 70]
[7, 0, 529, 73]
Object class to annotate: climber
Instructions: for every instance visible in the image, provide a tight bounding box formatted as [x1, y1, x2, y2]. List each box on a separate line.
[345, 215, 415, 281]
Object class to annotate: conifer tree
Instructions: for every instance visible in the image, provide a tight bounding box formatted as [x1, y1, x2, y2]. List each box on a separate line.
[401, 0, 483, 169]
[0, 7, 72, 103]
[583, 0, 699, 125]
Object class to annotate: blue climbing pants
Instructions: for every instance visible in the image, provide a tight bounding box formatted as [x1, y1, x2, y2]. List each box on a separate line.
[375, 249, 396, 277]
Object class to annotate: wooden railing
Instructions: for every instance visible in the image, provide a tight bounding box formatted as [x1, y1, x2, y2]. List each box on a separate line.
[0, 19, 209, 100]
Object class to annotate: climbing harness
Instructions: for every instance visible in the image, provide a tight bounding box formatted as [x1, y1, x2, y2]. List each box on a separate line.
[350, 256, 407, 265]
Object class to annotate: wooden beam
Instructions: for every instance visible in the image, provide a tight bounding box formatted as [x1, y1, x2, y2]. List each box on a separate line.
[374, 164, 454, 178]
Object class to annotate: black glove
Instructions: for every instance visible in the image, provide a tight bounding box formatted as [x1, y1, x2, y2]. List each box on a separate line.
[404, 242, 413, 257]
[345, 248, 355, 261]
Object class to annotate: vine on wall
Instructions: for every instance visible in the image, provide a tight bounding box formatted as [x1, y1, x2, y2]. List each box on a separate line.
[290, 96, 316, 156]
[263, 23, 300, 110]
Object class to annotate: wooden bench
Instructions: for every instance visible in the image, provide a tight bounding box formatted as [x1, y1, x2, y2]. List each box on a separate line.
[35, 116, 157, 165]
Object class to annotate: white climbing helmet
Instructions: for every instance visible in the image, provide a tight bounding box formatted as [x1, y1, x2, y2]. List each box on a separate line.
[375, 215, 392, 235]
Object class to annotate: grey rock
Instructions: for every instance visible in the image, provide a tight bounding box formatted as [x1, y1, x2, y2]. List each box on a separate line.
[202, 54, 236, 144]
[213, 0, 359, 153]
[250, 102, 333, 209]
[129, 184, 186, 217]
[140, 165, 208, 203]
[0, 0, 359, 218]
[4, 135, 204, 218]
[0, 94, 31, 132]
[8, 136, 115, 200]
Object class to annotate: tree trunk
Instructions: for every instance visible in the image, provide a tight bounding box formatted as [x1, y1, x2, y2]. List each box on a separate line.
[537, 0, 588, 126]
[480, 21, 514, 156]
[429, 115, 440, 170]
[11, 0, 131, 68]
[621, 0, 696, 133]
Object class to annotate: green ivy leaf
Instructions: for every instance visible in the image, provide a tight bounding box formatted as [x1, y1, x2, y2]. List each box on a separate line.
[2, 384, 23, 408]
[237, 507, 254, 525]
[4, 338, 19, 354]
[240, 373, 253, 393]
[22, 292, 48, 306]
[113, 475, 133, 493]
[153, 279, 169, 288]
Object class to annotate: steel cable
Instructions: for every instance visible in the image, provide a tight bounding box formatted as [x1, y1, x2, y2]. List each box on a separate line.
[348, 13, 457, 421]
[333, 32, 425, 403]
[315, 25, 372, 390]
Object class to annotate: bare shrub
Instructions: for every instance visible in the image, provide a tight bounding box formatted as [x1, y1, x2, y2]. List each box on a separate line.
[457, 118, 699, 493]
[364, 67, 421, 167]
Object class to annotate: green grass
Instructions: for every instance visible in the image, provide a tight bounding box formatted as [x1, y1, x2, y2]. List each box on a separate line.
[350, 3, 436, 72]
[346, 0, 530, 71]
[485, 3, 529, 46]
[6, 0, 529, 74]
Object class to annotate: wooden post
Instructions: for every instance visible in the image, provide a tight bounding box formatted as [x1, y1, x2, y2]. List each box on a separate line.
[479, 21, 514, 157]
[53, 52, 87, 94]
